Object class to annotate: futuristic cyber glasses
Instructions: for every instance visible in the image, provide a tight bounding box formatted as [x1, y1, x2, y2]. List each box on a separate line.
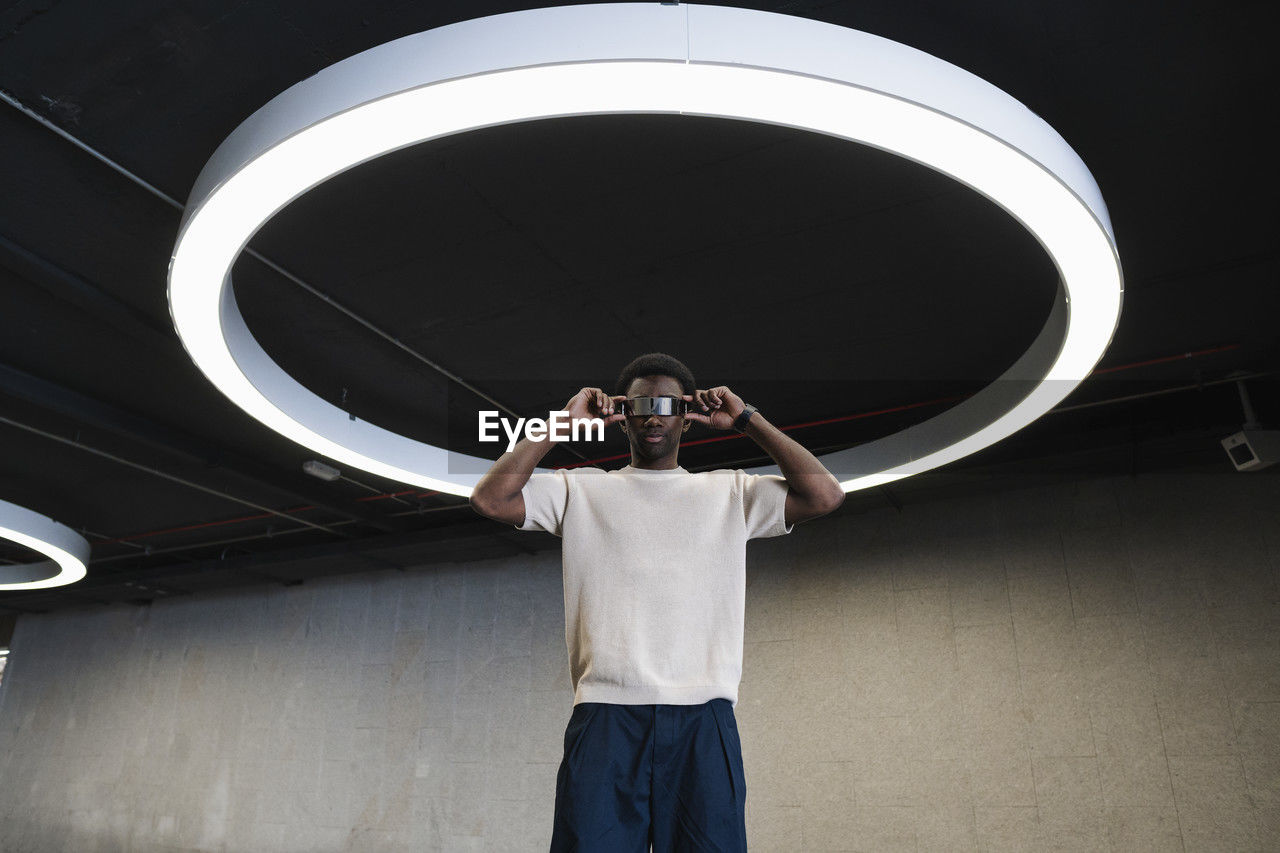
[622, 396, 689, 417]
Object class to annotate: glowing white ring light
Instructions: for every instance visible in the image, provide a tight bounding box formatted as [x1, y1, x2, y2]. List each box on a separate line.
[169, 3, 1122, 496]
[0, 499, 90, 590]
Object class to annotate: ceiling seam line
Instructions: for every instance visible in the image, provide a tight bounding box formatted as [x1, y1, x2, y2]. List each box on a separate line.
[81, 501, 472, 567]
[0, 413, 349, 537]
[0, 355, 402, 531]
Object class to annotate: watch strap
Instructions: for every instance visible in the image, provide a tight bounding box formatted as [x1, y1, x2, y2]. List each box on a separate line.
[733, 403, 758, 433]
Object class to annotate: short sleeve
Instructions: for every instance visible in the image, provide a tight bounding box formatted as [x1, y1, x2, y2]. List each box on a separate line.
[739, 471, 794, 539]
[518, 470, 570, 536]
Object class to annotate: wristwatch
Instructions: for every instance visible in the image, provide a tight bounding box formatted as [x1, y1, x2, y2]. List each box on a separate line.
[732, 403, 759, 433]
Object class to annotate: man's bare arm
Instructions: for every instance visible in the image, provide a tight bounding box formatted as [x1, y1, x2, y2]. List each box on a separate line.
[684, 387, 844, 527]
[740, 412, 845, 526]
[469, 387, 625, 526]
[468, 433, 556, 526]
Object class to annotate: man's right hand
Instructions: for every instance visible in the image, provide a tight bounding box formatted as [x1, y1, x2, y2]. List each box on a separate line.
[470, 387, 626, 527]
[563, 387, 628, 429]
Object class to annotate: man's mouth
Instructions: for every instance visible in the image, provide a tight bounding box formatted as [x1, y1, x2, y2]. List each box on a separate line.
[643, 433, 664, 443]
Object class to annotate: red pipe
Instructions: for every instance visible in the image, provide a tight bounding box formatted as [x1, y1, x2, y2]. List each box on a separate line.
[96, 489, 442, 545]
[98, 343, 1241, 542]
[1090, 343, 1239, 375]
[557, 342, 1244, 469]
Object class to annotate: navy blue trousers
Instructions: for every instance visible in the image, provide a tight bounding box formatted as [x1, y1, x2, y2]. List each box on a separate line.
[549, 699, 748, 852]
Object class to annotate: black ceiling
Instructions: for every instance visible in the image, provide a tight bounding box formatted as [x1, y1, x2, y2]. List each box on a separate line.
[0, 0, 1276, 614]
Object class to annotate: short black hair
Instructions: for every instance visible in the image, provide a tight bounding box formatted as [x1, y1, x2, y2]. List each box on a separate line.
[615, 352, 696, 398]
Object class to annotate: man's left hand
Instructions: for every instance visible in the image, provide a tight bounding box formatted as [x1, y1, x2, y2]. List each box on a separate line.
[682, 387, 746, 431]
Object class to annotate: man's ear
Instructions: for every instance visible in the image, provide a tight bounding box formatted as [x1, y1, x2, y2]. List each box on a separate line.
[681, 419, 691, 432]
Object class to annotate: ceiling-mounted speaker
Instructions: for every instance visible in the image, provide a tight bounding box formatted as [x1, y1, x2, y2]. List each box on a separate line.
[1222, 430, 1280, 472]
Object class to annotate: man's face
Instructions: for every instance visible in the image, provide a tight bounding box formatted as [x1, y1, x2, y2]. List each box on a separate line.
[621, 374, 690, 461]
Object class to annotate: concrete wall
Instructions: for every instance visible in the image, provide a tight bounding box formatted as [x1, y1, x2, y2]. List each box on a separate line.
[0, 469, 1277, 851]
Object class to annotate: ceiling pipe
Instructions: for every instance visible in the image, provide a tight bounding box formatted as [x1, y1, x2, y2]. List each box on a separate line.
[4, 366, 1267, 606]
[87, 485, 443, 549]
[1233, 376, 1261, 429]
[0, 88, 595, 466]
[708, 370, 1274, 471]
[0, 360, 407, 533]
[53, 346, 1256, 555]
[0, 413, 351, 538]
[82, 502, 468, 566]
[0, 233, 175, 349]
[550, 345, 1250, 469]
[0, 516, 535, 608]
[5, 397, 1263, 615]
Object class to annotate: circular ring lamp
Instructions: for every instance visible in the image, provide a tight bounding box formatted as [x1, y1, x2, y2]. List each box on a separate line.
[168, 3, 1123, 497]
[0, 499, 90, 590]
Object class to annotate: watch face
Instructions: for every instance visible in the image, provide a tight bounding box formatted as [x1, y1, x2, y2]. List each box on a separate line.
[625, 396, 688, 417]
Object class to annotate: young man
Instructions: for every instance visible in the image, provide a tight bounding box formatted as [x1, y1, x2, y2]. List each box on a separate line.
[469, 353, 844, 852]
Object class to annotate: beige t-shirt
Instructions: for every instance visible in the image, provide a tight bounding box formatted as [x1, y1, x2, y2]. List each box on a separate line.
[518, 464, 793, 707]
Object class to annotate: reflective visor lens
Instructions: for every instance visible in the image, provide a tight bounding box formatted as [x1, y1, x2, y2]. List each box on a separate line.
[625, 396, 688, 417]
